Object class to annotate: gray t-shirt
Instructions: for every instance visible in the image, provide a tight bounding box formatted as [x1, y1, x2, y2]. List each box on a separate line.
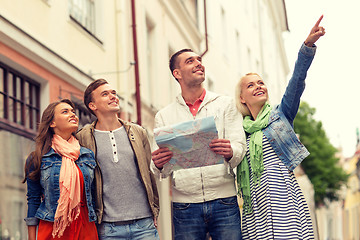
[94, 126, 152, 221]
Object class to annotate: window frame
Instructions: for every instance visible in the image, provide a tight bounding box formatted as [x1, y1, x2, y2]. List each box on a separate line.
[69, 0, 103, 44]
[0, 62, 40, 139]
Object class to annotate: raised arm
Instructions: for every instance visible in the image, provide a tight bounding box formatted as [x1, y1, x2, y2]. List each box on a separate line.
[280, 15, 326, 123]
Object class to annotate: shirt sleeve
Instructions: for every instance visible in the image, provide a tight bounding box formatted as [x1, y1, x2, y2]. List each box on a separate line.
[150, 112, 174, 179]
[223, 98, 247, 169]
[279, 43, 316, 124]
[24, 156, 42, 226]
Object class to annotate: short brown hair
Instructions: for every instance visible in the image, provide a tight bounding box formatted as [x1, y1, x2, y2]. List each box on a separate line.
[84, 79, 108, 116]
[169, 48, 193, 81]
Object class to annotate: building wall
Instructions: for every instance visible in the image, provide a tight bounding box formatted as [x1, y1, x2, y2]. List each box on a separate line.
[0, 1, 99, 239]
[1, 0, 291, 239]
[316, 200, 345, 240]
[294, 165, 319, 240]
[132, 0, 290, 238]
[199, 0, 289, 102]
[130, 1, 203, 238]
[0, 42, 83, 104]
[312, 150, 347, 240]
[343, 154, 360, 240]
[0, 131, 34, 239]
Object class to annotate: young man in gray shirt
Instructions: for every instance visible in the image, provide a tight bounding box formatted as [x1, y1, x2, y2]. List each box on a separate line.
[77, 79, 159, 240]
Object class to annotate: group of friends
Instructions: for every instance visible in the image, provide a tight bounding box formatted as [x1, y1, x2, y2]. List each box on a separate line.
[24, 16, 325, 240]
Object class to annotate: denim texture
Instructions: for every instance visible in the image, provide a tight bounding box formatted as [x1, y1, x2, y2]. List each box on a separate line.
[25, 147, 97, 225]
[263, 43, 316, 171]
[173, 196, 242, 240]
[97, 217, 159, 240]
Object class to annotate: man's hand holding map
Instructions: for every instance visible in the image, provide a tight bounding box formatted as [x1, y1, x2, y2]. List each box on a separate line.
[154, 116, 224, 171]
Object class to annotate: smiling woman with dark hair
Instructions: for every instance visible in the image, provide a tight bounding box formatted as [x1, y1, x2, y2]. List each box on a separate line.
[24, 99, 98, 240]
[235, 16, 325, 240]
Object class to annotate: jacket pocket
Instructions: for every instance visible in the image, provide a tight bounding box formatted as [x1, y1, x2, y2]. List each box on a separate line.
[268, 113, 280, 125]
[219, 196, 238, 205]
[205, 165, 233, 188]
[40, 161, 54, 182]
[81, 160, 96, 183]
[39, 161, 57, 218]
[172, 202, 191, 210]
[172, 169, 202, 195]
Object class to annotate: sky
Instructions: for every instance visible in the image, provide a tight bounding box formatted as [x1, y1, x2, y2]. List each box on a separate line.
[283, 0, 360, 158]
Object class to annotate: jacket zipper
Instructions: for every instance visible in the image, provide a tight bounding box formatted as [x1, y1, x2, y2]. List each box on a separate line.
[196, 104, 208, 201]
[180, 95, 220, 201]
[200, 169, 206, 201]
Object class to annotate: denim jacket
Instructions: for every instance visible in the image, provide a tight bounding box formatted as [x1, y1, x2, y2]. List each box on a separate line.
[262, 43, 316, 171]
[25, 147, 97, 225]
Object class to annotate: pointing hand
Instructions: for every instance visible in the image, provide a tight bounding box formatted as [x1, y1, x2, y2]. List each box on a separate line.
[304, 15, 326, 47]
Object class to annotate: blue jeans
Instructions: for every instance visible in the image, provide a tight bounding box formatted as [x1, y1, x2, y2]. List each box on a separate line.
[97, 217, 159, 240]
[173, 196, 242, 240]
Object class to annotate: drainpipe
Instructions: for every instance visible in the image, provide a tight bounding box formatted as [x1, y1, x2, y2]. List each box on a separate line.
[131, 0, 142, 125]
[200, 0, 208, 57]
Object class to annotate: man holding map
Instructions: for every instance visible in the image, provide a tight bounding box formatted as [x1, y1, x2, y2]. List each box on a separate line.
[151, 49, 246, 240]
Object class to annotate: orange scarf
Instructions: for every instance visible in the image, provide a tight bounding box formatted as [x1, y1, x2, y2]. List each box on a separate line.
[51, 134, 81, 238]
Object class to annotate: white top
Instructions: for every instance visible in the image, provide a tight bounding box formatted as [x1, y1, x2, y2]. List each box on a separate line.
[151, 91, 246, 203]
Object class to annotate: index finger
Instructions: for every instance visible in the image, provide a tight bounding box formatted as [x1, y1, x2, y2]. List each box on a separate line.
[152, 147, 169, 155]
[314, 15, 323, 28]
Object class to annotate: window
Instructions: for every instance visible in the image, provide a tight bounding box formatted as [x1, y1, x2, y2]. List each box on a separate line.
[58, 87, 95, 128]
[247, 47, 252, 71]
[41, 0, 51, 5]
[235, 31, 242, 75]
[221, 8, 228, 58]
[181, 0, 199, 26]
[70, 97, 95, 128]
[0, 62, 40, 138]
[69, 0, 96, 36]
[168, 47, 180, 103]
[207, 76, 214, 92]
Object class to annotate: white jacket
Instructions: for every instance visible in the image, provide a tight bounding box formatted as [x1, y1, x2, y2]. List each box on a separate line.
[151, 91, 246, 203]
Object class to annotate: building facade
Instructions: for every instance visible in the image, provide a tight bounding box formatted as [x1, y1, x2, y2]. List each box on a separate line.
[343, 149, 360, 240]
[0, 0, 115, 238]
[313, 149, 347, 240]
[294, 165, 319, 240]
[1, 0, 290, 239]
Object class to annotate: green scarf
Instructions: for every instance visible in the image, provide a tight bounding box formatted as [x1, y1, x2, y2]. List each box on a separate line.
[237, 103, 272, 214]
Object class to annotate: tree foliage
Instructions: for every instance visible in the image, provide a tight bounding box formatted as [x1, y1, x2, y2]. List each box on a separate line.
[294, 101, 348, 206]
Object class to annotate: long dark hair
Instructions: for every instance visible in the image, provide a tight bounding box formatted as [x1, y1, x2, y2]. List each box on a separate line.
[23, 99, 76, 182]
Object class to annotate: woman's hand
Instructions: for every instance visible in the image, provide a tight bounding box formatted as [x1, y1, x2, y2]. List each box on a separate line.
[304, 15, 326, 47]
[28, 226, 37, 240]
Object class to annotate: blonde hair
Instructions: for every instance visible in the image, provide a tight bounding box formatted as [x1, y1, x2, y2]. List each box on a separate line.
[235, 72, 264, 117]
